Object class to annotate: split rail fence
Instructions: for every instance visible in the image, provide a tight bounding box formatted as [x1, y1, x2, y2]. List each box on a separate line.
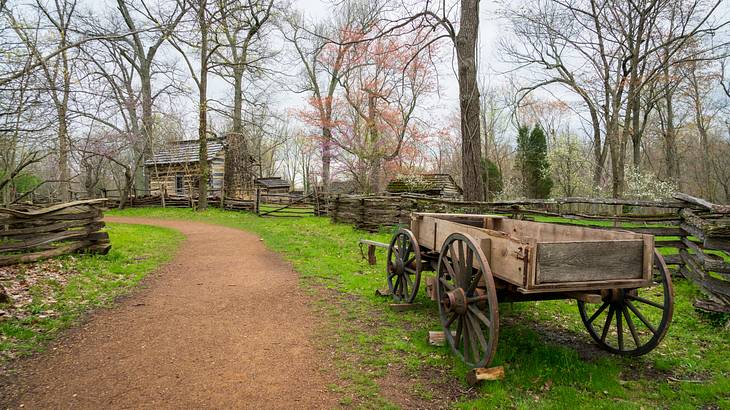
[322, 192, 730, 313]
[0, 199, 111, 267]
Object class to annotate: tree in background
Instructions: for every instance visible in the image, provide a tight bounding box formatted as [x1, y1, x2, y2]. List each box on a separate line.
[517, 125, 552, 199]
[481, 158, 502, 200]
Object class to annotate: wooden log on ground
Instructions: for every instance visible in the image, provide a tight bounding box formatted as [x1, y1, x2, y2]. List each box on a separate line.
[466, 367, 505, 385]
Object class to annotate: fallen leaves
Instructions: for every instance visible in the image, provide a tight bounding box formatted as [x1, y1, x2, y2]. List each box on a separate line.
[0, 258, 79, 322]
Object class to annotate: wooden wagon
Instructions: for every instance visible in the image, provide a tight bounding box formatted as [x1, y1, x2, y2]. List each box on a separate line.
[383, 213, 673, 368]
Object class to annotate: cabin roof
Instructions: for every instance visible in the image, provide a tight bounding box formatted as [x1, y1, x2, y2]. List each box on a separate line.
[145, 139, 225, 166]
[386, 173, 463, 196]
[255, 177, 290, 189]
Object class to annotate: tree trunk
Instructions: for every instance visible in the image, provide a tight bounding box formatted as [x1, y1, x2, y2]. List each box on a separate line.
[321, 127, 332, 189]
[140, 65, 154, 194]
[232, 68, 243, 134]
[663, 89, 680, 188]
[455, 0, 484, 201]
[197, 1, 209, 210]
[58, 105, 70, 202]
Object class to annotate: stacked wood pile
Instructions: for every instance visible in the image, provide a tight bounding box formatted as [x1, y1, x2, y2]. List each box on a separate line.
[385, 174, 463, 198]
[221, 197, 256, 212]
[0, 199, 111, 267]
[323, 192, 730, 312]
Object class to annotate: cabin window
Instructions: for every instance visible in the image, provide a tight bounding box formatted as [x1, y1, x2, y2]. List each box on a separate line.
[175, 174, 184, 195]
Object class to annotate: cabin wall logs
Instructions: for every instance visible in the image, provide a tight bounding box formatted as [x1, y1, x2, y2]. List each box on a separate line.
[0, 199, 111, 267]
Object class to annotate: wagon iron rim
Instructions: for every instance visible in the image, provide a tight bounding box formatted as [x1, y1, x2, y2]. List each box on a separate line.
[577, 249, 674, 356]
[386, 228, 422, 303]
[436, 233, 499, 368]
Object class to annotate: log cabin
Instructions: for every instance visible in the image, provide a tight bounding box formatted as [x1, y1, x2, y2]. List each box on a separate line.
[145, 138, 227, 196]
[385, 173, 463, 198]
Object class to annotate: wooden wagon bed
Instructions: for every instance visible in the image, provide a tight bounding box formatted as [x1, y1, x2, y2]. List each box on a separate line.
[373, 211, 674, 370]
[410, 213, 654, 294]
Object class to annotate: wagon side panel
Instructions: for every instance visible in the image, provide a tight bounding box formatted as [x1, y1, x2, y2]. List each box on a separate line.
[535, 239, 645, 285]
[414, 216, 529, 287]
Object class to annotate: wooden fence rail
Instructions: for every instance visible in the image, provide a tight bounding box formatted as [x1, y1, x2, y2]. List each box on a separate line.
[0, 199, 111, 267]
[321, 192, 730, 313]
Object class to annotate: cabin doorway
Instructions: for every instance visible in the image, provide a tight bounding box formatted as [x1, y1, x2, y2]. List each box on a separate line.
[175, 174, 184, 195]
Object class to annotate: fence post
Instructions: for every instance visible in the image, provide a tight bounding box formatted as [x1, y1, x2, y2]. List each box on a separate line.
[255, 188, 260, 215]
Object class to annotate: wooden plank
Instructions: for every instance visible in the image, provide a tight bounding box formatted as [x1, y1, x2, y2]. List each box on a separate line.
[674, 193, 730, 213]
[616, 227, 686, 236]
[0, 217, 102, 236]
[535, 240, 645, 284]
[427, 330, 456, 346]
[0, 198, 107, 218]
[0, 241, 92, 267]
[389, 303, 418, 311]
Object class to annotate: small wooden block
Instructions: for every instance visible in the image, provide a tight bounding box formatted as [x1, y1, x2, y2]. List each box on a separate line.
[375, 288, 392, 297]
[389, 303, 417, 311]
[427, 330, 456, 346]
[425, 277, 438, 301]
[367, 245, 377, 265]
[466, 366, 505, 385]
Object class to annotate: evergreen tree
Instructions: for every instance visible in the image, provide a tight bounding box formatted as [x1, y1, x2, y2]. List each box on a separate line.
[481, 158, 503, 200]
[517, 124, 553, 198]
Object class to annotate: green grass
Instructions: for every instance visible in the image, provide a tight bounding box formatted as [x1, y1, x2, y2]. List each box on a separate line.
[0, 223, 183, 361]
[107, 207, 730, 409]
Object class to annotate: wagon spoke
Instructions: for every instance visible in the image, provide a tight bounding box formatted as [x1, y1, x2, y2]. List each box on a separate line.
[600, 305, 615, 343]
[616, 308, 624, 351]
[466, 269, 482, 295]
[439, 277, 455, 291]
[466, 316, 480, 362]
[627, 294, 664, 310]
[623, 306, 641, 348]
[404, 271, 413, 287]
[587, 302, 609, 324]
[405, 256, 416, 267]
[467, 311, 489, 353]
[446, 312, 458, 327]
[467, 305, 492, 329]
[393, 275, 402, 296]
[462, 315, 472, 363]
[404, 267, 418, 275]
[443, 256, 456, 280]
[457, 241, 466, 287]
[625, 300, 657, 335]
[455, 316, 464, 354]
[402, 274, 409, 297]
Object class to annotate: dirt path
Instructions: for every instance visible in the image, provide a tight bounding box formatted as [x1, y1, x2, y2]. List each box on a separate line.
[1, 217, 338, 409]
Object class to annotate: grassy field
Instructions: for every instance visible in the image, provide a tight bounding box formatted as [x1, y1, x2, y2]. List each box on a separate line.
[109, 208, 729, 409]
[0, 223, 183, 362]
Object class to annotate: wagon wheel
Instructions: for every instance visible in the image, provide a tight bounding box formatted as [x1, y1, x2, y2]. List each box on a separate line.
[386, 228, 422, 303]
[436, 233, 499, 368]
[578, 249, 674, 356]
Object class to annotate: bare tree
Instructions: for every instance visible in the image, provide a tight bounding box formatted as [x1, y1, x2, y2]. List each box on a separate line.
[502, 0, 727, 197]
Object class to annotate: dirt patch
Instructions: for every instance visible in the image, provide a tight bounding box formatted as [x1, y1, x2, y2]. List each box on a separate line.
[0, 217, 338, 409]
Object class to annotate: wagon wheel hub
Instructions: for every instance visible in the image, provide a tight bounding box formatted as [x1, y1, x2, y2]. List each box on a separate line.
[394, 257, 405, 275]
[443, 288, 467, 314]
